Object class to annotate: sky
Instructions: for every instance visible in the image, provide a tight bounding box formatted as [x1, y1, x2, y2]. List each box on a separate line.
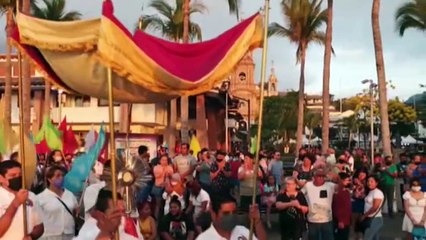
[1, 0, 425, 101]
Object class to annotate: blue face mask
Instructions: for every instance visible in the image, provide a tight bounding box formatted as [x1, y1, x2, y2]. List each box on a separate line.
[53, 178, 64, 189]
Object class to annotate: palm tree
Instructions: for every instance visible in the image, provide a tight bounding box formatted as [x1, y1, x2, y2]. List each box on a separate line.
[31, 0, 81, 21]
[321, 0, 333, 154]
[269, 0, 327, 155]
[395, 0, 426, 36]
[372, 0, 392, 156]
[0, 0, 16, 128]
[140, 0, 206, 145]
[140, 0, 205, 42]
[342, 115, 358, 148]
[31, 0, 81, 118]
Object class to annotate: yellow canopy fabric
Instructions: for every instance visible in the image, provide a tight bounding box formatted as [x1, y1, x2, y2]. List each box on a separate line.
[11, 0, 263, 103]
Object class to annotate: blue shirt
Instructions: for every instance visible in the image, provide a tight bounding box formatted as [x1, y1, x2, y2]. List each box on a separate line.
[413, 163, 426, 191]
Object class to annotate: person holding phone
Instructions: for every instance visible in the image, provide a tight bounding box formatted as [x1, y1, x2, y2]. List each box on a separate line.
[301, 168, 336, 240]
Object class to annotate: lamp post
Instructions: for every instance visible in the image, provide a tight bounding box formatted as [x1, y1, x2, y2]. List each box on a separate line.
[362, 79, 377, 166]
[221, 80, 231, 152]
[233, 96, 251, 144]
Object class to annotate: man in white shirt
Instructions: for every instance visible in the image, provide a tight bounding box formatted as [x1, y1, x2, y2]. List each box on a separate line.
[0, 160, 44, 240]
[173, 143, 197, 182]
[196, 196, 267, 240]
[74, 182, 142, 240]
[302, 168, 336, 240]
[186, 180, 210, 220]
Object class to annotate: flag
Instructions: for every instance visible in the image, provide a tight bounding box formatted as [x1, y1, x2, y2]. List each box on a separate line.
[84, 127, 97, 151]
[35, 139, 49, 155]
[63, 126, 78, 155]
[58, 116, 67, 133]
[250, 136, 257, 154]
[64, 125, 105, 193]
[189, 135, 201, 157]
[0, 98, 18, 155]
[34, 116, 62, 150]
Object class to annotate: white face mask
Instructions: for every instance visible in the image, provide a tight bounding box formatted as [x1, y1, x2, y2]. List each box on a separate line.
[412, 186, 422, 192]
[53, 156, 63, 162]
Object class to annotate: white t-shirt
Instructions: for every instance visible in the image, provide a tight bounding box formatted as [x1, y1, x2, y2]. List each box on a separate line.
[302, 181, 335, 223]
[196, 224, 258, 240]
[36, 188, 78, 237]
[364, 188, 384, 218]
[173, 154, 197, 176]
[0, 187, 43, 240]
[73, 216, 144, 240]
[189, 189, 210, 217]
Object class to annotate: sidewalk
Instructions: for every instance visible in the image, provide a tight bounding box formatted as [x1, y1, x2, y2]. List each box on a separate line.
[237, 212, 404, 240]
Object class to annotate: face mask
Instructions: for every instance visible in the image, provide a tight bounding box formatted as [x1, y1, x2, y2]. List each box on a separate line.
[415, 162, 421, 165]
[216, 158, 224, 162]
[219, 214, 238, 231]
[171, 181, 178, 186]
[52, 178, 64, 189]
[412, 186, 422, 192]
[338, 160, 346, 164]
[385, 161, 392, 166]
[8, 176, 22, 191]
[54, 156, 62, 162]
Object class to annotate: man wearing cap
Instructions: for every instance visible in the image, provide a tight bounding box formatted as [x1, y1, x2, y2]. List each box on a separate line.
[302, 168, 336, 240]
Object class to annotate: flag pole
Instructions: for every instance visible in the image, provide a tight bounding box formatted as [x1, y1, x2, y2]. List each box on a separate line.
[107, 67, 119, 240]
[249, 0, 270, 239]
[15, 0, 28, 235]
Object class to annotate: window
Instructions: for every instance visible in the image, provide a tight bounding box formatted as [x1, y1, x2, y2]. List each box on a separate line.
[239, 72, 246, 81]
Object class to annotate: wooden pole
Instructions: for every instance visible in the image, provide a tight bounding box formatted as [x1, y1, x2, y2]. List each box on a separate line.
[107, 67, 119, 240]
[249, 1, 270, 239]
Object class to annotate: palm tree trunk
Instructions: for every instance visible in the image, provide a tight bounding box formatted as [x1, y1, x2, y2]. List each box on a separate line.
[183, 0, 190, 43]
[4, 7, 13, 125]
[322, 0, 333, 154]
[22, 0, 31, 133]
[44, 81, 51, 116]
[296, 45, 307, 155]
[372, 0, 392, 156]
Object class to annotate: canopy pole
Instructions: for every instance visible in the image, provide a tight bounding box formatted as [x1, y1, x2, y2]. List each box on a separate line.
[15, 0, 28, 235]
[249, 0, 270, 239]
[18, 49, 29, 237]
[107, 67, 119, 240]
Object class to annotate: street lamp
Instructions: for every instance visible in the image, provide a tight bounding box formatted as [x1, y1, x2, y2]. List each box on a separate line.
[220, 80, 231, 152]
[233, 96, 251, 144]
[362, 79, 377, 166]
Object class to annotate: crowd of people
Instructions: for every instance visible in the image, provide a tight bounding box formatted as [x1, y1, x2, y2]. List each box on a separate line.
[1, 143, 426, 240]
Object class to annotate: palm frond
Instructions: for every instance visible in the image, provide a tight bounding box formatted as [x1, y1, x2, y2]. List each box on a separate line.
[31, 0, 81, 21]
[395, 0, 426, 36]
[268, 22, 291, 38]
[227, 0, 240, 19]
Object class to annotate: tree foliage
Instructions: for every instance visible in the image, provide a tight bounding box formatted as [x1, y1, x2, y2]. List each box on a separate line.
[388, 98, 416, 123]
[261, 92, 299, 144]
[31, 0, 81, 21]
[138, 0, 205, 42]
[395, 0, 426, 36]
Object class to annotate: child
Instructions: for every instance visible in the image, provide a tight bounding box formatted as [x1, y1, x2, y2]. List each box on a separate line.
[262, 174, 279, 229]
[162, 173, 186, 215]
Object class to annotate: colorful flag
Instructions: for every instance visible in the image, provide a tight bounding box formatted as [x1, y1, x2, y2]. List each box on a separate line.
[63, 126, 78, 155]
[58, 116, 67, 133]
[190, 135, 201, 157]
[250, 136, 257, 155]
[84, 127, 97, 151]
[64, 125, 105, 193]
[34, 116, 62, 150]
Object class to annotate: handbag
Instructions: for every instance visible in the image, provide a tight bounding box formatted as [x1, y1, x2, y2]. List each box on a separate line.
[356, 198, 383, 233]
[56, 197, 84, 236]
[413, 226, 426, 240]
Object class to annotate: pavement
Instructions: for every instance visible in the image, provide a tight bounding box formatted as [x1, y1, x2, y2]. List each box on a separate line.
[236, 212, 405, 240]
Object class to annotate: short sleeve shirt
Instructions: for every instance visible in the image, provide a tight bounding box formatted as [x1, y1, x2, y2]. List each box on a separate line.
[0, 187, 42, 240]
[189, 189, 210, 217]
[381, 165, 397, 186]
[302, 182, 335, 223]
[210, 162, 231, 192]
[364, 188, 384, 217]
[36, 188, 78, 236]
[173, 154, 197, 176]
[158, 213, 194, 240]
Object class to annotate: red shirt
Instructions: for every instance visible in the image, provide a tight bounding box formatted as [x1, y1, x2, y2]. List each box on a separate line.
[332, 188, 352, 226]
[230, 160, 241, 180]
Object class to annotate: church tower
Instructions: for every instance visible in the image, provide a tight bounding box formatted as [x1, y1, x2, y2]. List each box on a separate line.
[267, 61, 278, 97]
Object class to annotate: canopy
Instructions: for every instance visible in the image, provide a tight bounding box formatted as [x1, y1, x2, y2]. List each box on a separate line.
[11, 0, 263, 103]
